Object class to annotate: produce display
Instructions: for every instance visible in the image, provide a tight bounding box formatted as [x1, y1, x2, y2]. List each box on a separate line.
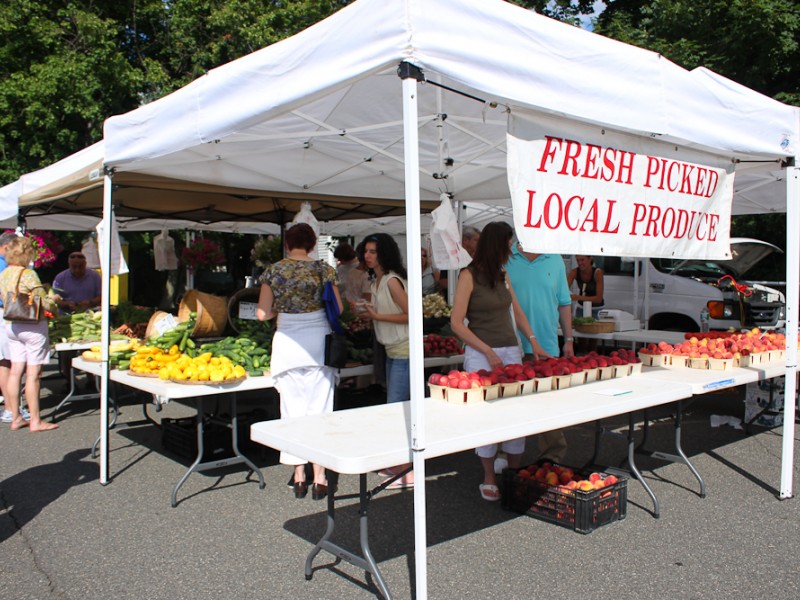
[346, 339, 373, 365]
[503, 462, 627, 533]
[81, 340, 141, 371]
[196, 334, 272, 375]
[572, 316, 597, 325]
[51, 304, 154, 344]
[427, 349, 641, 403]
[111, 302, 154, 337]
[146, 315, 198, 355]
[130, 345, 246, 382]
[423, 334, 463, 357]
[49, 310, 109, 343]
[639, 328, 786, 369]
[113, 323, 149, 339]
[516, 462, 619, 493]
[422, 293, 451, 318]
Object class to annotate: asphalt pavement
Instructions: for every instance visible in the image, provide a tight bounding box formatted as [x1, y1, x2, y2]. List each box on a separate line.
[0, 361, 798, 600]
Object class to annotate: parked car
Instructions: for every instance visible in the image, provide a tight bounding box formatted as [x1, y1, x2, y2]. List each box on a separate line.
[592, 238, 785, 331]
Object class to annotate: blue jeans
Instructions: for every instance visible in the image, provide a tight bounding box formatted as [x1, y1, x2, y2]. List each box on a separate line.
[385, 357, 410, 404]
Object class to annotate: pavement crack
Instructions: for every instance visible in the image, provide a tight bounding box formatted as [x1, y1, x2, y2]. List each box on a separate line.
[0, 487, 69, 599]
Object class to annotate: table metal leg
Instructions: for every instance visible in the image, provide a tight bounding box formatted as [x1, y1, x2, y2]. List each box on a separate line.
[91, 385, 151, 459]
[51, 366, 102, 422]
[638, 400, 706, 498]
[626, 411, 661, 518]
[305, 472, 392, 600]
[171, 394, 265, 507]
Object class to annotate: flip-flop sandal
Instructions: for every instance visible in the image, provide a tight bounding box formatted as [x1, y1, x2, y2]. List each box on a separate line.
[377, 467, 401, 477]
[385, 478, 414, 490]
[479, 483, 501, 501]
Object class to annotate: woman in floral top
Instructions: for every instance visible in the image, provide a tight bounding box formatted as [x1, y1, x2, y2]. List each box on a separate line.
[256, 223, 343, 501]
[0, 236, 58, 432]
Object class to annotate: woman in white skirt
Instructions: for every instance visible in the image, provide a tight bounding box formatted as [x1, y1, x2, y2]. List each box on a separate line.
[257, 223, 343, 500]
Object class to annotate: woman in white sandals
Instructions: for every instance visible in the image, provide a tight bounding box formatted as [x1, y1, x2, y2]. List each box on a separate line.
[450, 222, 550, 501]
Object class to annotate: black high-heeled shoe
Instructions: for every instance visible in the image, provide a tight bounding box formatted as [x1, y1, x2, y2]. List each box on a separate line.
[294, 481, 308, 499]
[311, 483, 328, 501]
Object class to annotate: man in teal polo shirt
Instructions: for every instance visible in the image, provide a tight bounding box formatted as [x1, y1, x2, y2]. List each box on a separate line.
[506, 243, 574, 462]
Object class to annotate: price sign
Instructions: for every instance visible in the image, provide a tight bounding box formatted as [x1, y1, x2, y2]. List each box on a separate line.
[238, 302, 258, 320]
[154, 314, 179, 335]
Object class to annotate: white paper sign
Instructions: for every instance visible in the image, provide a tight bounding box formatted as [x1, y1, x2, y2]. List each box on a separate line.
[155, 314, 179, 335]
[507, 111, 734, 260]
[238, 301, 258, 320]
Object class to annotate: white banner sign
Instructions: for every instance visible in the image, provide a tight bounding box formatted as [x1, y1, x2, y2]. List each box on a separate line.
[507, 112, 735, 260]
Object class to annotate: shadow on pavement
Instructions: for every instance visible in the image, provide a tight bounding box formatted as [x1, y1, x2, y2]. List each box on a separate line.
[0, 448, 97, 544]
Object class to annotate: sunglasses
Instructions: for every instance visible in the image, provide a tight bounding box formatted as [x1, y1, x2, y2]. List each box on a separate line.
[69, 254, 86, 259]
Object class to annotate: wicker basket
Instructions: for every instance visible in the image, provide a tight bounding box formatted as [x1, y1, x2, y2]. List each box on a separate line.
[573, 321, 615, 334]
[178, 290, 229, 337]
[227, 287, 261, 333]
[144, 311, 173, 339]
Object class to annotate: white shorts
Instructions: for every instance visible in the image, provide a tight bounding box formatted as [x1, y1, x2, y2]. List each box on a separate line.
[464, 344, 526, 458]
[5, 320, 51, 365]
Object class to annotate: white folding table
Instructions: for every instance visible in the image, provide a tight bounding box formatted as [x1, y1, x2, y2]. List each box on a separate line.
[75, 357, 272, 506]
[74, 354, 467, 506]
[251, 375, 694, 599]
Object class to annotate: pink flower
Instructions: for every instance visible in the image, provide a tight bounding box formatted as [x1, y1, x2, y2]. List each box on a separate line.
[4, 229, 58, 268]
[180, 238, 225, 271]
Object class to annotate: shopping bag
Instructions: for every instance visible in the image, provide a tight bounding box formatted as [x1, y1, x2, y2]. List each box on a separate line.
[322, 280, 344, 335]
[290, 202, 321, 259]
[324, 333, 348, 368]
[430, 194, 472, 270]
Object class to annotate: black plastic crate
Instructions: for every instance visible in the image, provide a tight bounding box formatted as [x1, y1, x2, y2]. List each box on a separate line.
[501, 465, 627, 534]
[161, 417, 233, 461]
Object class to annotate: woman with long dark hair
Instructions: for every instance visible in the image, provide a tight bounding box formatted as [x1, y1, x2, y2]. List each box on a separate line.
[361, 233, 413, 489]
[450, 222, 549, 501]
[257, 223, 343, 500]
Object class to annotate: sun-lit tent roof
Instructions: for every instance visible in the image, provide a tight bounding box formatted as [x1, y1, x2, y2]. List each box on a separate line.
[102, 0, 797, 207]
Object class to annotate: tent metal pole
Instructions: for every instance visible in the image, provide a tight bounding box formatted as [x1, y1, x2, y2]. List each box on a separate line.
[399, 61, 428, 600]
[780, 161, 799, 499]
[99, 173, 113, 485]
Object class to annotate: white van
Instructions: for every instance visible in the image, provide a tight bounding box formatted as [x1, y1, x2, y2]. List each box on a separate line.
[594, 238, 785, 331]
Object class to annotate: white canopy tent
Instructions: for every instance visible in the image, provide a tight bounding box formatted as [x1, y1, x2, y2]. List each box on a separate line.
[72, 0, 800, 596]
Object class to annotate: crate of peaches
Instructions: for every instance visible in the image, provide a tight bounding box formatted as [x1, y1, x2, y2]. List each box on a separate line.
[501, 461, 628, 534]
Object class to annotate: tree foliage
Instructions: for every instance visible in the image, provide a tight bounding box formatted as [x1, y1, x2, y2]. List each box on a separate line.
[0, 0, 599, 183]
[593, 0, 800, 105]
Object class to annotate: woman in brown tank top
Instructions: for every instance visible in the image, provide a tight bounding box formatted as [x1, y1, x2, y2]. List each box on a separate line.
[450, 222, 550, 502]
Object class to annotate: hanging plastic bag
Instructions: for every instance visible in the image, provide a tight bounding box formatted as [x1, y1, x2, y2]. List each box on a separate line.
[289, 201, 321, 259]
[95, 217, 129, 276]
[430, 194, 472, 270]
[154, 229, 179, 271]
[82, 237, 101, 270]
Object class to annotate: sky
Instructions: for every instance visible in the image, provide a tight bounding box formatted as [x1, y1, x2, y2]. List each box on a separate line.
[578, 0, 605, 31]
